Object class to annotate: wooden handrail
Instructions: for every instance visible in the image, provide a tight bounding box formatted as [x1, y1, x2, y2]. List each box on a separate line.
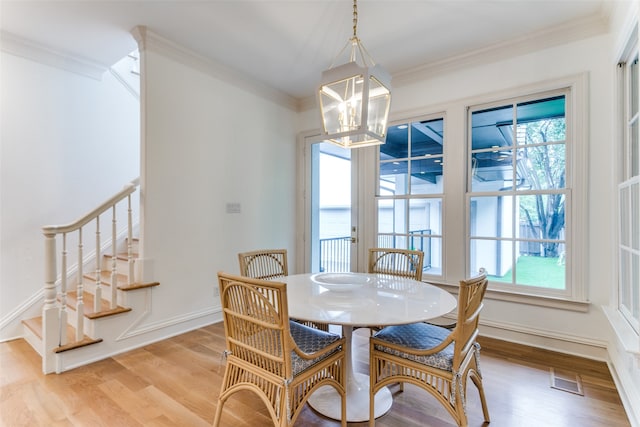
[42, 178, 139, 235]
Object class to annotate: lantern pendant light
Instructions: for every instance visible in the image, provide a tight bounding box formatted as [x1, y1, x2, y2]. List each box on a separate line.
[318, 0, 391, 149]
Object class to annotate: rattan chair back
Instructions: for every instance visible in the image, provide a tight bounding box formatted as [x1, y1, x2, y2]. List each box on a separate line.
[238, 248, 288, 280]
[368, 248, 425, 281]
[238, 249, 329, 332]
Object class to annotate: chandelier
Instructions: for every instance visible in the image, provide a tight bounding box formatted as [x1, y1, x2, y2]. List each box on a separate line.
[317, 0, 392, 148]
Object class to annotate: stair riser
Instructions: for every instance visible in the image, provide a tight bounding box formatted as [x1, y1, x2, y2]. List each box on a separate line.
[59, 308, 97, 338]
[22, 326, 43, 357]
[100, 256, 135, 277]
[74, 283, 118, 304]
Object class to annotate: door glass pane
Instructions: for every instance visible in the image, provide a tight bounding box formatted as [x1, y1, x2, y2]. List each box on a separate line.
[312, 142, 351, 273]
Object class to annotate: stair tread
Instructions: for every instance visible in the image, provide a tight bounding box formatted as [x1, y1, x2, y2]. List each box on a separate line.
[22, 316, 103, 353]
[118, 281, 160, 291]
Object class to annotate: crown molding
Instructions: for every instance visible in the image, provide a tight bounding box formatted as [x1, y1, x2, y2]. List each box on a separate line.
[0, 30, 107, 80]
[393, 13, 609, 88]
[131, 25, 299, 112]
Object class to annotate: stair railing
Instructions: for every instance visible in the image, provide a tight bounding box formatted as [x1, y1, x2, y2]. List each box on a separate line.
[41, 178, 139, 373]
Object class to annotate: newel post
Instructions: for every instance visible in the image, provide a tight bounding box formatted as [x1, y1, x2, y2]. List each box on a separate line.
[42, 231, 60, 374]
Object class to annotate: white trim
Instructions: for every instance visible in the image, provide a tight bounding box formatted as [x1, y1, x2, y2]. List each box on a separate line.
[0, 30, 107, 80]
[117, 304, 218, 340]
[480, 317, 609, 361]
[604, 306, 640, 360]
[130, 26, 298, 112]
[436, 281, 589, 312]
[0, 288, 43, 330]
[0, 289, 44, 340]
[609, 361, 640, 427]
[604, 308, 640, 427]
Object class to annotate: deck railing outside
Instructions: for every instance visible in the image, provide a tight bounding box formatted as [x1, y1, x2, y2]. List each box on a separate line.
[319, 229, 433, 273]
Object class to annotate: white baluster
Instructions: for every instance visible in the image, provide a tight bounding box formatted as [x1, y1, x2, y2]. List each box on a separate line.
[59, 234, 68, 346]
[111, 206, 118, 309]
[76, 228, 84, 341]
[127, 194, 134, 285]
[94, 216, 102, 313]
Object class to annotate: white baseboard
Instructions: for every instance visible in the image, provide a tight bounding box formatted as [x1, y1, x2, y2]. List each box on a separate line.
[0, 289, 44, 342]
[479, 318, 609, 361]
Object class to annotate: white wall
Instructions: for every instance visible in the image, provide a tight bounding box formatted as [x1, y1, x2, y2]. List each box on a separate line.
[0, 51, 140, 340]
[135, 34, 297, 330]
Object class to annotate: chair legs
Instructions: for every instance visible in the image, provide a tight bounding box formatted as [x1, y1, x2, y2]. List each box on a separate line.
[470, 371, 490, 423]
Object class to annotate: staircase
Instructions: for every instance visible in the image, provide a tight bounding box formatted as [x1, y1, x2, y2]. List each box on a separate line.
[21, 179, 160, 374]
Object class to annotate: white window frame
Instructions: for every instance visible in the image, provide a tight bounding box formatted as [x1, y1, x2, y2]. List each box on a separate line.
[617, 32, 640, 334]
[375, 113, 446, 279]
[464, 76, 589, 309]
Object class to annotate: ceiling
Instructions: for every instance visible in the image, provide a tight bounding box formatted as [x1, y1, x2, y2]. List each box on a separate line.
[0, 0, 616, 101]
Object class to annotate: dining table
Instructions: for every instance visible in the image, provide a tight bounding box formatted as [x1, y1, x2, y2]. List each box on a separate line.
[283, 271, 457, 422]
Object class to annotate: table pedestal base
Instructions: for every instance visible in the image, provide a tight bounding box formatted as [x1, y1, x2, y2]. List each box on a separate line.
[308, 372, 392, 422]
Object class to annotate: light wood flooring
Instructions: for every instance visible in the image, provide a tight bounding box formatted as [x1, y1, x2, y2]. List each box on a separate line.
[0, 322, 631, 426]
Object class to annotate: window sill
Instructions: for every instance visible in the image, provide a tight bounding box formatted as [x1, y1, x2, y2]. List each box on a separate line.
[433, 281, 590, 312]
[603, 306, 640, 361]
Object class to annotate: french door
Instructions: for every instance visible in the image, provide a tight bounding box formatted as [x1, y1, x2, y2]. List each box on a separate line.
[301, 135, 378, 273]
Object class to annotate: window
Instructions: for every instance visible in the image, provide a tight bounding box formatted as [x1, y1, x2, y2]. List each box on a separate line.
[376, 117, 444, 276]
[468, 92, 573, 298]
[619, 46, 640, 333]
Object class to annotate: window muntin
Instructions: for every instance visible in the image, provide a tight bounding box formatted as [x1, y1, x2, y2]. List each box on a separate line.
[468, 94, 569, 295]
[377, 117, 444, 276]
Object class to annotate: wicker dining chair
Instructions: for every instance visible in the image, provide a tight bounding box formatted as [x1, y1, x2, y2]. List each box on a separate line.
[238, 249, 330, 332]
[368, 248, 425, 281]
[238, 248, 289, 281]
[214, 272, 347, 427]
[364, 248, 426, 336]
[369, 269, 490, 427]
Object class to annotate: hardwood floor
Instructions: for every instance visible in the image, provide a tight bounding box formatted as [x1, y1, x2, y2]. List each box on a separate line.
[0, 322, 630, 427]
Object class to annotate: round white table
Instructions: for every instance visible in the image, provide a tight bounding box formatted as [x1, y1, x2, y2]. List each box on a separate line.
[283, 272, 457, 422]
